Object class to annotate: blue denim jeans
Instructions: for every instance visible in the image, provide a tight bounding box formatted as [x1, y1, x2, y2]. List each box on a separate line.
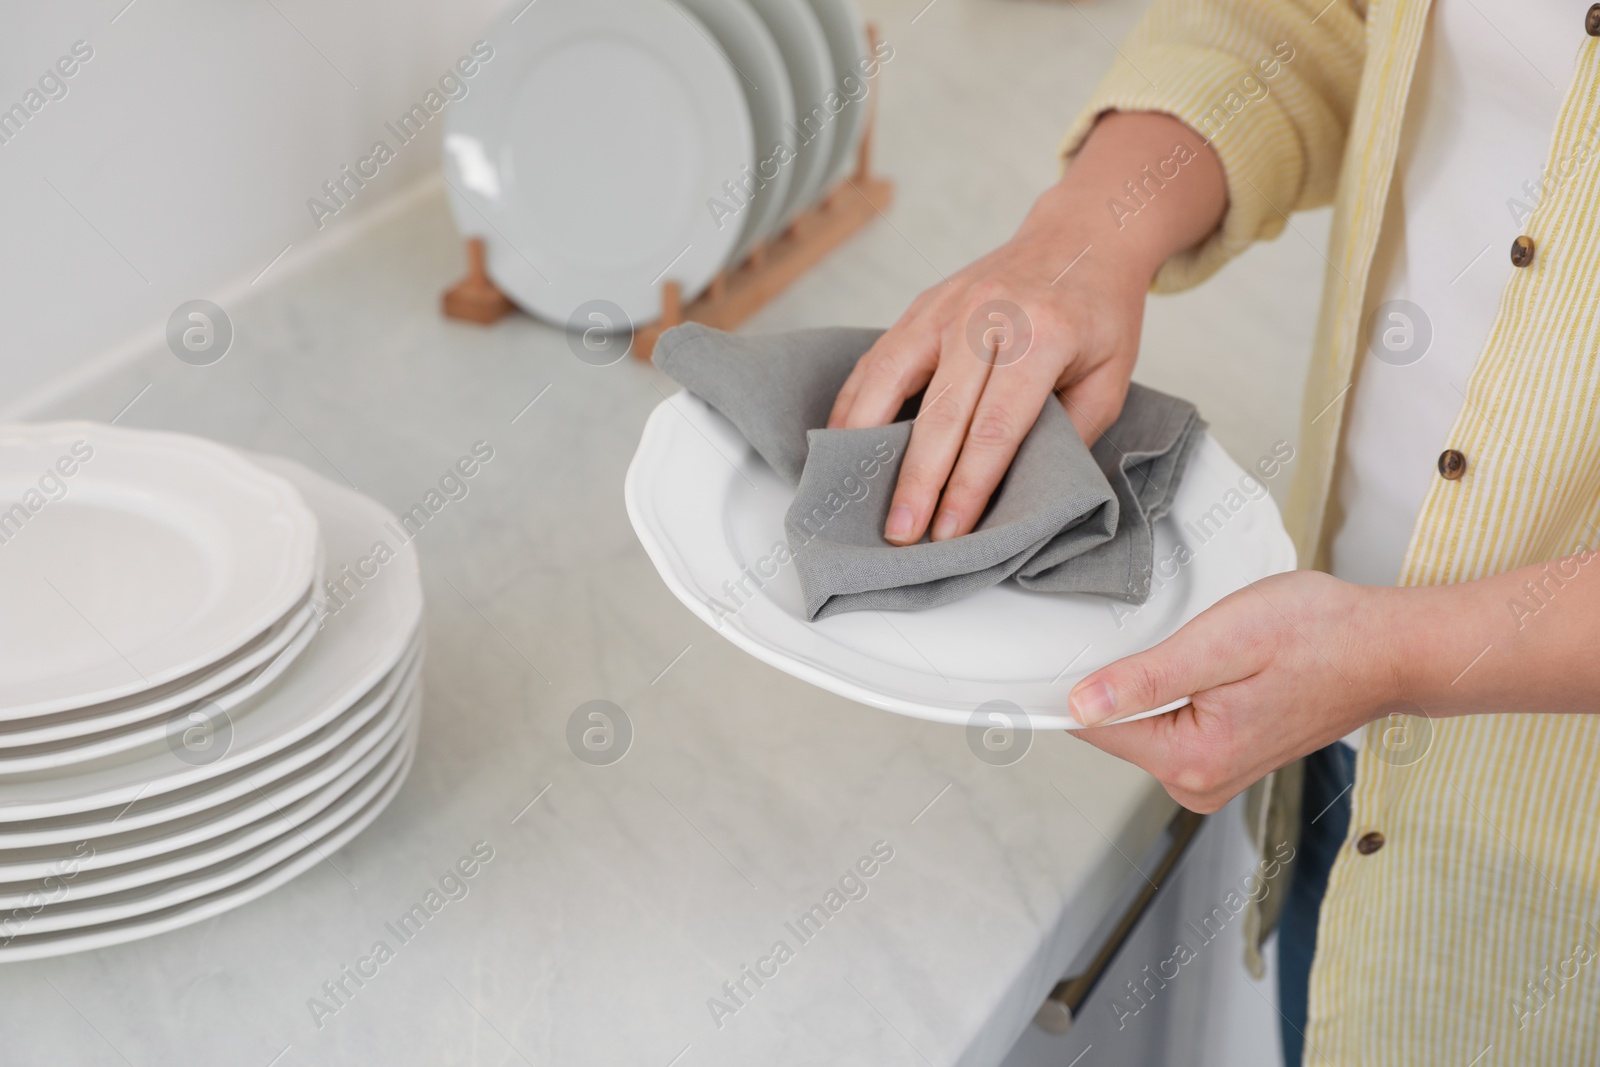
[1277, 742, 1357, 1067]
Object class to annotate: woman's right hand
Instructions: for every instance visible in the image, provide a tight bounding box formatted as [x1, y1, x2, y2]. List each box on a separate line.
[827, 111, 1227, 546]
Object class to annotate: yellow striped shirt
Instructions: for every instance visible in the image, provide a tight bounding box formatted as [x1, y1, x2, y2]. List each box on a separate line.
[1064, 0, 1600, 1061]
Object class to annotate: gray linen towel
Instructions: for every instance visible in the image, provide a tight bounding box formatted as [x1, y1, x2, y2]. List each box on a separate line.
[654, 323, 1205, 620]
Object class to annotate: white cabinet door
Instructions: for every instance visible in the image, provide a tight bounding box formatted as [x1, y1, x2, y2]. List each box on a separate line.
[1001, 795, 1285, 1067]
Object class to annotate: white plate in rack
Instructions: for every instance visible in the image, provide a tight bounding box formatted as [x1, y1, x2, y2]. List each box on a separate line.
[676, 0, 798, 261]
[625, 392, 1298, 729]
[744, 0, 838, 222]
[801, 0, 873, 191]
[0, 423, 319, 719]
[443, 0, 753, 325]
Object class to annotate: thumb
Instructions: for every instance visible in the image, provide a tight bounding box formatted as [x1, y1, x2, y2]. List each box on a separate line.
[1068, 600, 1259, 726]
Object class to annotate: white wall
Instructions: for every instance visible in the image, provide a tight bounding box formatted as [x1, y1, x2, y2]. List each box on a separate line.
[0, 0, 508, 412]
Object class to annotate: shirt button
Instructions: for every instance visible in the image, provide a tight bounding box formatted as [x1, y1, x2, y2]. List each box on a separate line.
[1588, 4, 1600, 35]
[1438, 449, 1467, 480]
[1511, 235, 1536, 267]
[1356, 831, 1385, 855]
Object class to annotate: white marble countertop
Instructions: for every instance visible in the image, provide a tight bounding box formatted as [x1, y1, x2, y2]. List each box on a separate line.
[0, 2, 1328, 1064]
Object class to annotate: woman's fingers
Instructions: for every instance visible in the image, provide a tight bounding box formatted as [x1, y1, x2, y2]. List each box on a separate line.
[826, 362, 866, 430]
[1072, 705, 1187, 780]
[825, 269, 1137, 546]
[1073, 706, 1241, 814]
[881, 330, 992, 544]
[831, 325, 940, 431]
[829, 298, 930, 429]
[932, 332, 1066, 539]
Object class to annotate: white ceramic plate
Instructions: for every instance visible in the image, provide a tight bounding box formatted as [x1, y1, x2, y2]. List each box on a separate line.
[801, 0, 872, 191]
[0, 599, 322, 774]
[744, 0, 838, 222]
[0, 643, 419, 850]
[4, 716, 413, 929]
[443, 0, 753, 325]
[0, 423, 319, 719]
[0, 667, 415, 880]
[676, 0, 797, 260]
[0, 727, 417, 962]
[625, 392, 1299, 729]
[0, 589, 317, 748]
[0, 455, 422, 822]
[0, 686, 417, 909]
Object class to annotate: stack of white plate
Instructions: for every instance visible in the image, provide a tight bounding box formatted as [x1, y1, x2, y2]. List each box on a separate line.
[443, 0, 876, 327]
[0, 423, 423, 962]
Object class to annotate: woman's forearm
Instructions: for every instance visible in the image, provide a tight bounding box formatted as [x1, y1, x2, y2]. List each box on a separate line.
[1387, 551, 1600, 716]
[1027, 111, 1228, 288]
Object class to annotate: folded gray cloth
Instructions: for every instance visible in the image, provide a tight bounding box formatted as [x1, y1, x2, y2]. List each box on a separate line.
[654, 323, 1205, 620]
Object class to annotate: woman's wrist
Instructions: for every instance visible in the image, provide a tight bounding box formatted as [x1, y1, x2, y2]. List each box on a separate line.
[1026, 111, 1229, 288]
[1357, 584, 1424, 715]
[1295, 578, 1414, 737]
[1017, 184, 1153, 288]
[1368, 580, 1487, 714]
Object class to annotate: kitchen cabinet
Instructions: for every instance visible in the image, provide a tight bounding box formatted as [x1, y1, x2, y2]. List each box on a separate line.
[1003, 799, 1284, 1067]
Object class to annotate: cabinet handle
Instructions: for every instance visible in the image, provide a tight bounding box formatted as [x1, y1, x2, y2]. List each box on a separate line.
[1033, 808, 1206, 1035]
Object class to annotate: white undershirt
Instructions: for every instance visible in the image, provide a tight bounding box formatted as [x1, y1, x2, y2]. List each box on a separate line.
[1326, 0, 1578, 745]
[1328, 1, 1577, 585]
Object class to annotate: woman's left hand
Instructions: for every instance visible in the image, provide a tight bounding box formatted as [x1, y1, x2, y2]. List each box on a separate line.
[1067, 570, 1403, 812]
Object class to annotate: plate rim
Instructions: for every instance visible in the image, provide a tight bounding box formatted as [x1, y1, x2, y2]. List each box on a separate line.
[0, 422, 320, 719]
[0, 695, 418, 931]
[0, 602, 323, 772]
[0, 455, 423, 822]
[0, 589, 320, 747]
[0, 689, 416, 910]
[0, 672, 416, 881]
[0, 717, 418, 962]
[0, 643, 420, 846]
